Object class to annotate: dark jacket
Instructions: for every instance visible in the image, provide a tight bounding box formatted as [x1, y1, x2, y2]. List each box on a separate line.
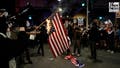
[88, 23, 100, 41]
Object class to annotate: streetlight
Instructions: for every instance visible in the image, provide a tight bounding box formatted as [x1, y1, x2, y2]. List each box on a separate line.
[99, 16, 103, 20]
[28, 15, 32, 20]
[57, 0, 61, 2]
[58, 7, 62, 12]
[82, 3, 85, 7]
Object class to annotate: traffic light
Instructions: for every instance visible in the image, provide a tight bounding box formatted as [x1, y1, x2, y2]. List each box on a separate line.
[99, 16, 103, 20]
[82, 3, 85, 6]
[28, 15, 32, 20]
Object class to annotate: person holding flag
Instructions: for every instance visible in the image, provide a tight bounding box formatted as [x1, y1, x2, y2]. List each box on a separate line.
[46, 12, 70, 57]
[45, 12, 85, 68]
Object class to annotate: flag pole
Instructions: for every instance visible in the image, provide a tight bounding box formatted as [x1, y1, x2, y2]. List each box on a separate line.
[36, 11, 58, 29]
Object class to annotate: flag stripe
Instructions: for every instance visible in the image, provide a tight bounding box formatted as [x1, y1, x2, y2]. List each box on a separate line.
[50, 33, 61, 56]
[54, 15, 67, 50]
[55, 13, 69, 49]
[52, 20, 64, 53]
[49, 35, 58, 57]
[71, 58, 77, 65]
[52, 32, 62, 55]
[53, 17, 66, 52]
[48, 39, 57, 57]
[60, 17, 70, 49]
[48, 12, 70, 57]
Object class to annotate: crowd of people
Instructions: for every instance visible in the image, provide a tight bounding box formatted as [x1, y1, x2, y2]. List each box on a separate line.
[0, 8, 47, 68]
[0, 6, 120, 68]
[66, 18, 120, 62]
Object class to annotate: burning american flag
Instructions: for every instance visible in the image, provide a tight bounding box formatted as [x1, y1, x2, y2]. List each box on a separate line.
[46, 12, 70, 57]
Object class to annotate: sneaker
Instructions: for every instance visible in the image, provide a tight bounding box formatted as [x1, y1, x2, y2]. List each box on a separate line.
[77, 54, 80, 57]
[49, 57, 54, 61]
[111, 51, 114, 54]
[107, 50, 111, 52]
[72, 53, 75, 55]
[75, 64, 79, 67]
[79, 63, 85, 68]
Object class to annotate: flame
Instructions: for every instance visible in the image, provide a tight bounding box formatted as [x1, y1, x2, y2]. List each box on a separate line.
[46, 19, 52, 34]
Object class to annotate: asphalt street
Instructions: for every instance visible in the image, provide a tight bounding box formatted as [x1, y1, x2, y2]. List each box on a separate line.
[23, 43, 120, 68]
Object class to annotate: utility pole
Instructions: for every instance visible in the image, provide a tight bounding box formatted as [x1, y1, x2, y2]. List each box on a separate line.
[86, 0, 89, 29]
